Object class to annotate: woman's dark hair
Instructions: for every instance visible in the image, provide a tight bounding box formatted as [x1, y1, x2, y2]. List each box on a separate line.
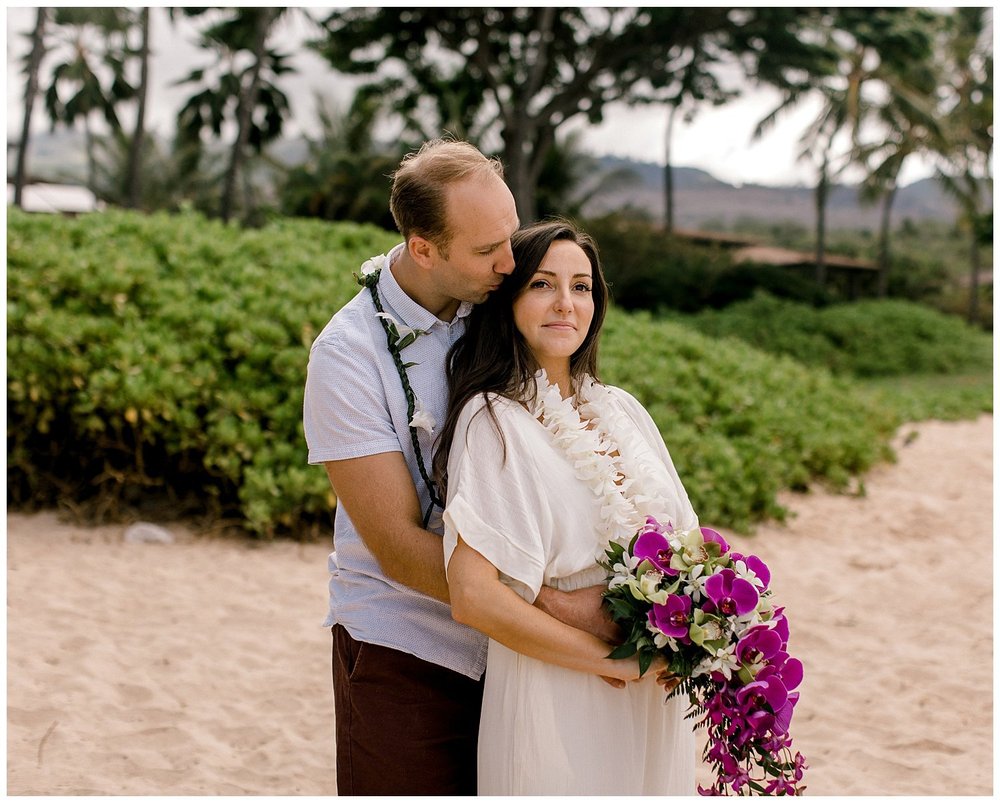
[432, 218, 609, 493]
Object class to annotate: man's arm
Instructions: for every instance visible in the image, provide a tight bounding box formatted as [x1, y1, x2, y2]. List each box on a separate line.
[324, 452, 450, 603]
[535, 584, 623, 644]
[325, 452, 623, 643]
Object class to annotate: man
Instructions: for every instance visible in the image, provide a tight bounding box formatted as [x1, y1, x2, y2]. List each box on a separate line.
[303, 139, 617, 795]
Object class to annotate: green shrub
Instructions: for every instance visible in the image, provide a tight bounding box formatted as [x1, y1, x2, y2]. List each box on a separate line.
[684, 292, 994, 377]
[585, 214, 735, 313]
[600, 309, 898, 531]
[9, 209, 901, 536]
[8, 207, 399, 536]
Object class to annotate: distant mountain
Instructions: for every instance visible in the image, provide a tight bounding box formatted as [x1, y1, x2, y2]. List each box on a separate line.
[583, 155, 974, 230]
[8, 130, 981, 230]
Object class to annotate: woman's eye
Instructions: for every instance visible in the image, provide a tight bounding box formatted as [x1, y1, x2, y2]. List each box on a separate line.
[529, 280, 549, 289]
[574, 283, 592, 292]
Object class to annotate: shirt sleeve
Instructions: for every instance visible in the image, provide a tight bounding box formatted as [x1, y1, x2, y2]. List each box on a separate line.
[442, 396, 552, 603]
[303, 330, 401, 464]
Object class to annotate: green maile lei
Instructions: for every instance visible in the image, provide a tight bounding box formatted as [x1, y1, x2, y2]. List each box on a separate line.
[356, 257, 443, 527]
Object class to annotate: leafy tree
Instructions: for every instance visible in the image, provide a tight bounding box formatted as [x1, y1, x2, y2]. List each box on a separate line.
[174, 7, 294, 222]
[310, 7, 831, 223]
[40, 7, 135, 192]
[12, 7, 49, 208]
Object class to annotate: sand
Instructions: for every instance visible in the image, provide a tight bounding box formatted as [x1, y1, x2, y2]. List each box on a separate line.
[6, 415, 993, 796]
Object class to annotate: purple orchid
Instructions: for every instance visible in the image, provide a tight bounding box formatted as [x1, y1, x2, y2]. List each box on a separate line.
[770, 607, 791, 644]
[704, 568, 759, 616]
[792, 751, 808, 781]
[772, 692, 800, 735]
[736, 625, 784, 668]
[758, 655, 804, 692]
[633, 528, 679, 576]
[729, 550, 771, 589]
[700, 527, 729, 554]
[737, 674, 789, 720]
[648, 594, 691, 640]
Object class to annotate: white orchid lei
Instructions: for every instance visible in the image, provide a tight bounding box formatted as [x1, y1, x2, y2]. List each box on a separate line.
[356, 253, 440, 525]
[527, 369, 683, 558]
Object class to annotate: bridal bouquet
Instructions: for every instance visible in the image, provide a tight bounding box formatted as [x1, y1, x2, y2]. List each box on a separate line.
[600, 516, 807, 795]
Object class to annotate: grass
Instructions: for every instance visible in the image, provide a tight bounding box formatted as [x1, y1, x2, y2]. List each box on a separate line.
[855, 372, 993, 423]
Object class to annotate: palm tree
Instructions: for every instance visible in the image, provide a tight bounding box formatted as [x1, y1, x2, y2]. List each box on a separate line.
[850, 10, 943, 297]
[175, 8, 293, 223]
[931, 8, 993, 324]
[753, 9, 939, 293]
[125, 7, 150, 209]
[13, 7, 49, 208]
[41, 8, 134, 192]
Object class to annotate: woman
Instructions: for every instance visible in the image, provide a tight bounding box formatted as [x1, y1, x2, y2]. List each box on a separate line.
[433, 220, 697, 795]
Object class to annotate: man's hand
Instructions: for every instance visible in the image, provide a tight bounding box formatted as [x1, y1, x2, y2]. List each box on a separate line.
[535, 584, 623, 644]
[535, 584, 626, 688]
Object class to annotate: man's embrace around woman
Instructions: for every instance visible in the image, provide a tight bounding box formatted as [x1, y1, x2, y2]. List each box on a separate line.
[303, 139, 695, 795]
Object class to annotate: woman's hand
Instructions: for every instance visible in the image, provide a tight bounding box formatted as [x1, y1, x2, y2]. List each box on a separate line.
[603, 652, 670, 684]
[656, 669, 683, 695]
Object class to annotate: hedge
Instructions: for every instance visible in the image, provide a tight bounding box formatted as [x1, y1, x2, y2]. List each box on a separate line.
[8, 208, 899, 536]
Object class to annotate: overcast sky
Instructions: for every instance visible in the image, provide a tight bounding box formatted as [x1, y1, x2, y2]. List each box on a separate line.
[5, 5, 942, 188]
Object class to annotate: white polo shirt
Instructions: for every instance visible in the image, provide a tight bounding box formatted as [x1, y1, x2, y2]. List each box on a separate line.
[303, 246, 488, 679]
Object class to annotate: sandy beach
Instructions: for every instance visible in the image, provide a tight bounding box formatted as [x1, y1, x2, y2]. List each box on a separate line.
[6, 415, 993, 795]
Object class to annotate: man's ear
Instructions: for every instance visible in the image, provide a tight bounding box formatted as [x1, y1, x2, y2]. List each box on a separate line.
[408, 235, 437, 270]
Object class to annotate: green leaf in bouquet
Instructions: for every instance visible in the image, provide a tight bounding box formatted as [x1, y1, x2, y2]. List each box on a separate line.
[607, 641, 638, 660]
[637, 648, 654, 676]
[605, 596, 639, 621]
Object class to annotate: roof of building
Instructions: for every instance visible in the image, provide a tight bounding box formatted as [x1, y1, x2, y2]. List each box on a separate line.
[7, 182, 102, 214]
[732, 245, 878, 271]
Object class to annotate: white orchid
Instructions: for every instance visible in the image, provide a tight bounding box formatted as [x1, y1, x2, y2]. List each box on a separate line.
[705, 644, 739, 680]
[360, 253, 388, 276]
[375, 312, 424, 345]
[409, 398, 436, 435]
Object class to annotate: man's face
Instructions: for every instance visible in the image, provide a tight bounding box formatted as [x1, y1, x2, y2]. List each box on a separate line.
[433, 172, 519, 305]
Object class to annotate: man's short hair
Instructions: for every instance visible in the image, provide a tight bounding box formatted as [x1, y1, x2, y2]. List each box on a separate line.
[390, 139, 506, 255]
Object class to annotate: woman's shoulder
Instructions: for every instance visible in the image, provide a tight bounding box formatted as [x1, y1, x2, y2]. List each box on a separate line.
[589, 381, 645, 415]
[455, 392, 525, 434]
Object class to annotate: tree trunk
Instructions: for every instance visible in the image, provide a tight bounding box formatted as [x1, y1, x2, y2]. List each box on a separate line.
[814, 157, 828, 291]
[14, 7, 49, 208]
[664, 102, 677, 233]
[125, 7, 150, 210]
[966, 229, 981, 325]
[876, 184, 897, 297]
[84, 117, 97, 194]
[221, 9, 275, 223]
[503, 135, 536, 224]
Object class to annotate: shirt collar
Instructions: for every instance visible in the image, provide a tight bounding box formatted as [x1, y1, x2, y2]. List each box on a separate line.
[379, 243, 473, 329]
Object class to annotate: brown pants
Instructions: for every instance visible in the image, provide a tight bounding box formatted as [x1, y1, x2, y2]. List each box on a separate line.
[331, 624, 484, 795]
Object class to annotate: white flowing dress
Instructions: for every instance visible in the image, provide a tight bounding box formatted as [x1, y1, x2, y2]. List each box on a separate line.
[443, 377, 698, 795]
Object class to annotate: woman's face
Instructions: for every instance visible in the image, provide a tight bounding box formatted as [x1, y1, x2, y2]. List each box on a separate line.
[512, 240, 595, 378]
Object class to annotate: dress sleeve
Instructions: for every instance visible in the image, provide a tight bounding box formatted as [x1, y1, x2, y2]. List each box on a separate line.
[609, 386, 699, 531]
[442, 396, 552, 603]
